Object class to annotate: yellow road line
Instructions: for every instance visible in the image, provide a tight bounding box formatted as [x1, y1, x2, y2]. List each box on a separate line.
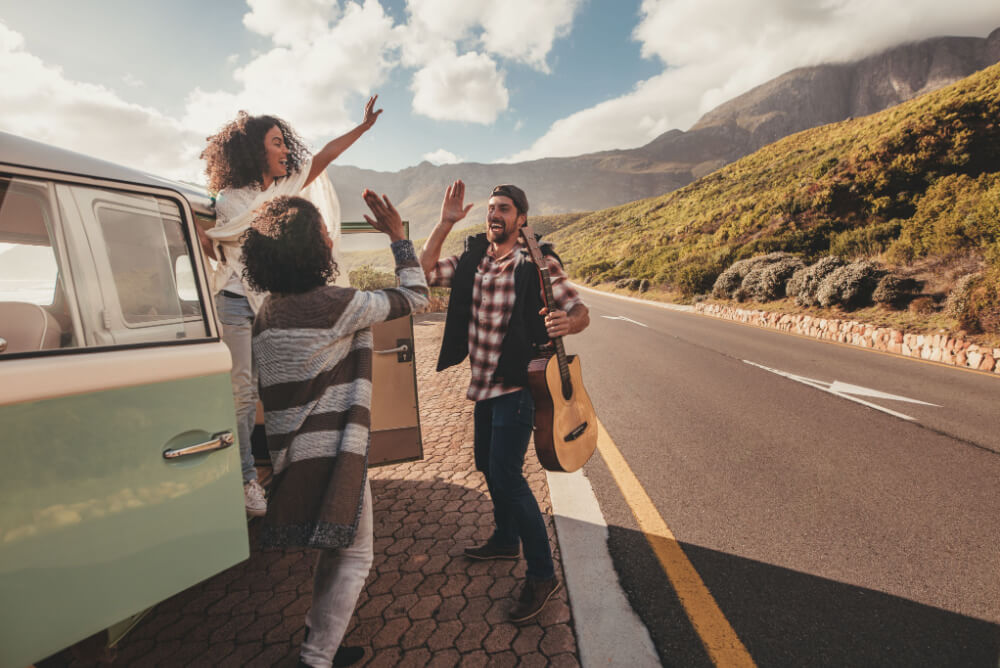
[595, 419, 757, 668]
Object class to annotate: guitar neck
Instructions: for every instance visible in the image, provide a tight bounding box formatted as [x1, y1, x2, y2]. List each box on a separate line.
[521, 227, 572, 390]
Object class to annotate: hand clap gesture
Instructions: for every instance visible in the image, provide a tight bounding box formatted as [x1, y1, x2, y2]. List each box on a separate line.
[361, 95, 383, 130]
[440, 179, 474, 227]
[362, 189, 405, 243]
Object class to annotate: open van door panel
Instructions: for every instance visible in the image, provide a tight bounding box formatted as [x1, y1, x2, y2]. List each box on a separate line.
[0, 133, 249, 668]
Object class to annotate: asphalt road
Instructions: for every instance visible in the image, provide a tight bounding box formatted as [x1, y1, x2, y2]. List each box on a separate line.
[569, 288, 1000, 667]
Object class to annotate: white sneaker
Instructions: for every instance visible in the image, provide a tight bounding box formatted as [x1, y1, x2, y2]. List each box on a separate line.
[244, 479, 267, 517]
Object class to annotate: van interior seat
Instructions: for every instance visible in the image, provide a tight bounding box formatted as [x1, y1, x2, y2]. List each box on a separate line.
[0, 301, 63, 354]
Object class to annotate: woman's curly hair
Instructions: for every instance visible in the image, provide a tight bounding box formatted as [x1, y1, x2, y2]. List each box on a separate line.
[201, 112, 310, 193]
[241, 196, 339, 294]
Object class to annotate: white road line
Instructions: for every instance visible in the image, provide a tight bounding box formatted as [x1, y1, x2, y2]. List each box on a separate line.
[548, 469, 661, 668]
[574, 284, 694, 312]
[744, 360, 941, 421]
[601, 315, 649, 328]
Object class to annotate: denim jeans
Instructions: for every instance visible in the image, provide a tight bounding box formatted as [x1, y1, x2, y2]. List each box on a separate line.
[301, 480, 374, 667]
[215, 292, 259, 484]
[473, 388, 555, 580]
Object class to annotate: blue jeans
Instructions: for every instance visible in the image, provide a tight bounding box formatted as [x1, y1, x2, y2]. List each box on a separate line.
[474, 388, 554, 580]
[216, 293, 259, 484]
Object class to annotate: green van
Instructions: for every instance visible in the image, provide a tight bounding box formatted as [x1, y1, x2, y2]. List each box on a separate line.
[0, 132, 422, 667]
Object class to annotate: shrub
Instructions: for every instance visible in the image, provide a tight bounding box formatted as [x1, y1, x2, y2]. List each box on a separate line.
[946, 270, 1000, 334]
[711, 252, 795, 299]
[672, 262, 719, 297]
[816, 259, 886, 309]
[787, 256, 846, 306]
[944, 273, 978, 318]
[349, 264, 396, 290]
[741, 257, 806, 301]
[908, 296, 938, 315]
[872, 274, 919, 306]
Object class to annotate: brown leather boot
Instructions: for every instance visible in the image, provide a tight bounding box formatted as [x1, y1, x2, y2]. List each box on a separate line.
[508, 576, 561, 623]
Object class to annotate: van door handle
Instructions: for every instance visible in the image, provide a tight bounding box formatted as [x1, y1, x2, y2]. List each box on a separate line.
[374, 338, 412, 363]
[163, 431, 235, 459]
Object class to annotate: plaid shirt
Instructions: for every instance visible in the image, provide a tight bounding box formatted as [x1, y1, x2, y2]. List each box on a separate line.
[428, 239, 583, 402]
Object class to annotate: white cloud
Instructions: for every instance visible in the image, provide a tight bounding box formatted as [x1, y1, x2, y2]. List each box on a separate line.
[0, 22, 203, 181]
[186, 0, 397, 142]
[423, 148, 463, 164]
[0, 1, 398, 182]
[477, 0, 581, 72]
[399, 0, 581, 71]
[242, 0, 341, 46]
[411, 52, 508, 124]
[507, 0, 1000, 161]
[395, 0, 581, 123]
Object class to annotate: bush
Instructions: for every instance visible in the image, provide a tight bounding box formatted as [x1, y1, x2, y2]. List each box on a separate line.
[908, 296, 938, 315]
[349, 265, 396, 290]
[741, 257, 806, 301]
[872, 274, 919, 306]
[672, 262, 719, 297]
[816, 259, 886, 309]
[711, 252, 795, 299]
[787, 256, 846, 306]
[944, 273, 977, 318]
[946, 270, 1000, 334]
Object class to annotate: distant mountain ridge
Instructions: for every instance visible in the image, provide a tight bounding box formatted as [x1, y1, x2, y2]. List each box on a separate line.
[329, 28, 1000, 237]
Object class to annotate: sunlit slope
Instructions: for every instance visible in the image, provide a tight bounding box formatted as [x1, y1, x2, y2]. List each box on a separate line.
[549, 62, 1000, 298]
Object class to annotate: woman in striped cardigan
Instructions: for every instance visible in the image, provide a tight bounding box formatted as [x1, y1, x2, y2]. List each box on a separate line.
[242, 191, 428, 668]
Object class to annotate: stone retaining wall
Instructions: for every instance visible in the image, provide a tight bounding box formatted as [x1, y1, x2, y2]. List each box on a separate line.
[695, 303, 1000, 374]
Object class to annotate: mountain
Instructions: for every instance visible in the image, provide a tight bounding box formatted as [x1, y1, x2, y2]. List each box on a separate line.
[544, 60, 1000, 331]
[329, 28, 1000, 237]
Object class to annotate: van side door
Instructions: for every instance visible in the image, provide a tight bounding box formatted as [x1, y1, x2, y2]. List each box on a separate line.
[0, 172, 248, 667]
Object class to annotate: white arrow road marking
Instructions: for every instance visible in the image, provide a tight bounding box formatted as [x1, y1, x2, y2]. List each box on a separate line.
[744, 361, 941, 421]
[601, 315, 648, 328]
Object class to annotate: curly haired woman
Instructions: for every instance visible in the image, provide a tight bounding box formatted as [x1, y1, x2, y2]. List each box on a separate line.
[200, 97, 381, 517]
[243, 193, 428, 667]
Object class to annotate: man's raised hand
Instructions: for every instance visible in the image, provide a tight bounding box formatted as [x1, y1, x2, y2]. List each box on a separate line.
[440, 179, 474, 227]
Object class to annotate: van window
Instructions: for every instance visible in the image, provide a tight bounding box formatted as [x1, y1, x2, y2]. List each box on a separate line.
[63, 183, 209, 347]
[0, 174, 210, 355]
[0, 176, 75, 353]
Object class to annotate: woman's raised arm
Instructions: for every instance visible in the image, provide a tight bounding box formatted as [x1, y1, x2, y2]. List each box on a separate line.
[304, 95, 382, 187]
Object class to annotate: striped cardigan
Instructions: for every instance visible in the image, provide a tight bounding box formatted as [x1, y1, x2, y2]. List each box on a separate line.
[251, 240, 429, 549]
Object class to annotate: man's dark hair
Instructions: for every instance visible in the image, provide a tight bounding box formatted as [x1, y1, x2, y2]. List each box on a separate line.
[491, 184, 529, 216]
[201, 112, 310, 193]
[241, 196, 338, 294]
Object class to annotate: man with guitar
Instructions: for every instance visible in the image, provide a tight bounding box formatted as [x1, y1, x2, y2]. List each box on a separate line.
[420, 180, 590, 623]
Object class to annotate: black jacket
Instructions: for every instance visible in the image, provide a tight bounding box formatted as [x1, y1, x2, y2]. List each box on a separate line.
[436, 233, 561, 388]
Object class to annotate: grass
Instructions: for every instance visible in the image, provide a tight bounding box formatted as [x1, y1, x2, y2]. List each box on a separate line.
[545, 62, 1000, 339]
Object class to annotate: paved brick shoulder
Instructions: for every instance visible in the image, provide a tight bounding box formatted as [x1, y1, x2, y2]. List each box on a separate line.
[54, 314, 579, 668]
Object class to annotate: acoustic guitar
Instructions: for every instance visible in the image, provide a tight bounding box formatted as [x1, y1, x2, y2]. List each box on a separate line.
[520, 226, 598, 473]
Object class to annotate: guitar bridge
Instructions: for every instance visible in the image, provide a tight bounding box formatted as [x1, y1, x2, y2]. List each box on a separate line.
[564, 422, 588, 442]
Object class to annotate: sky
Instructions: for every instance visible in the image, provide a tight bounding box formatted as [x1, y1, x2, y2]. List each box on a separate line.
[1, 0, 999, 184]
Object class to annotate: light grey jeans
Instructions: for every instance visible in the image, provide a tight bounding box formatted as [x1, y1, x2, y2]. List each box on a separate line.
[301, 479, 375, 667]
[215, 292, 259, 484]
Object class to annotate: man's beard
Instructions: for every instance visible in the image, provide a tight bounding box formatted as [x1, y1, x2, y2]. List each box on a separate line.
[487, 219, 511, 244]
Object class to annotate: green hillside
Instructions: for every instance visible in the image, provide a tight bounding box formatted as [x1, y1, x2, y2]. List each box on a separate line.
[549, 62, 1000, 337]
